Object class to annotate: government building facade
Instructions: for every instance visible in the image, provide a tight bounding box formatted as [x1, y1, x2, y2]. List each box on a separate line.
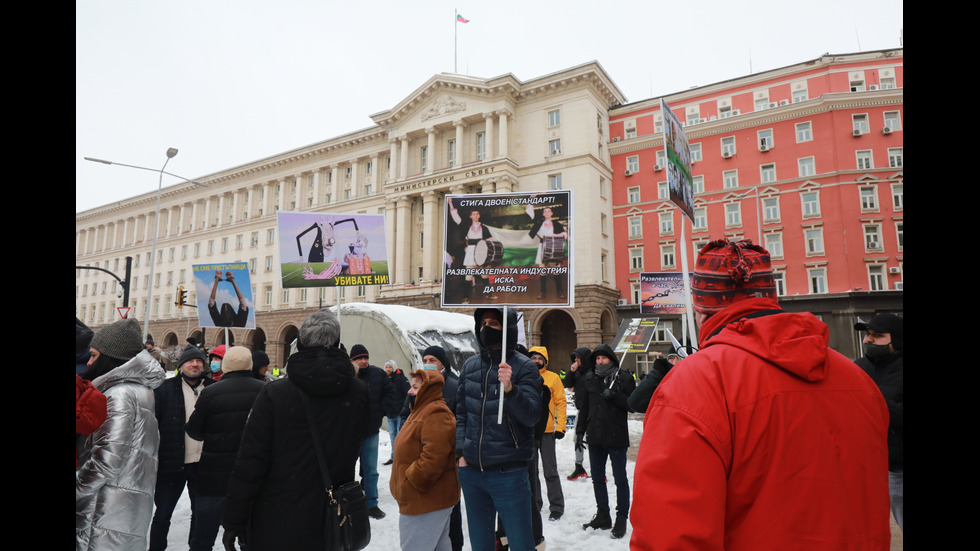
[76, 51, 903, 371]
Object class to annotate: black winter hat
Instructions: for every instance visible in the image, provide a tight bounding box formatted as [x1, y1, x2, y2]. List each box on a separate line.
[421, 345, 451, 371]
[350, 344, 369, 361]
[178, 345, 207, 369]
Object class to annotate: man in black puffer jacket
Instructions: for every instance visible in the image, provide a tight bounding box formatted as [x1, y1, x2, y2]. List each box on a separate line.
[149, 345, 214, 551]
[627, 347, 681, 414]
[456, 308, 541, 551]
[221, 309, 370, 551]
[580, 344, 635, 539]
[185, 346, 265, 551]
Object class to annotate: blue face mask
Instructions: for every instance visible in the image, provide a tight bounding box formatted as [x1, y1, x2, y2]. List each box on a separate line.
[422, 362, 438, 371]
[210, 360, 222, 373]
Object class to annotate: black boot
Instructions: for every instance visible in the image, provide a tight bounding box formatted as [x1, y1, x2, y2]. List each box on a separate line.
[582, 511, 612, 530]
[566, 464, 588, 481]
[611, 517, 628, 539]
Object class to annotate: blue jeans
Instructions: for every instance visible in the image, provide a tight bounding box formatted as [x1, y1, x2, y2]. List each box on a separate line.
[359, 432, 380, 509]
[459, 464, 533, 551]
[189, 495, 225, 551]
[889, 470, 903, 531]
[149, 463, 200, 551]
[588, 444, 630, 519]
[387, 417, 403, 460]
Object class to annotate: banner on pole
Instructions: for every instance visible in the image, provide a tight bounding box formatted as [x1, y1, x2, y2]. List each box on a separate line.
[661, 99, 695, 222]
[612, 317, 660, 354]
[277, 211, 390, 288]
[639, 272, 692, 315]
[193, 262, 256, 329]
[442, 190, 573, 308]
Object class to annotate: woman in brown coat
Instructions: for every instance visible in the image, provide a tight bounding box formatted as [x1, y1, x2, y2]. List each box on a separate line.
[390, 368, 460, 551]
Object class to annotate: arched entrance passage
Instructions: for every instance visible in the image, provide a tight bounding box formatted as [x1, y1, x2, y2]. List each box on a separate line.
[533, 309, 577, 375]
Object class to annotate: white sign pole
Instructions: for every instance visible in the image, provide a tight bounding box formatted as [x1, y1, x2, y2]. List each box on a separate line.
[498, 306, 507, 424]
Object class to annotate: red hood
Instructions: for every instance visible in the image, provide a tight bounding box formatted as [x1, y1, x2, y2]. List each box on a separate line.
[698, 297, 829, 382]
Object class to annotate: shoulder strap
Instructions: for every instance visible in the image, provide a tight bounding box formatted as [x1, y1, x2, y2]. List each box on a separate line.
[298, 390, 334, 493]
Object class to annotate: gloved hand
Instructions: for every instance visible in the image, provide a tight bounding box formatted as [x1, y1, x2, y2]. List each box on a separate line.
[554, 430, 565, 440]
[602, 388, 615, 401]
[222, 528, 247, 551]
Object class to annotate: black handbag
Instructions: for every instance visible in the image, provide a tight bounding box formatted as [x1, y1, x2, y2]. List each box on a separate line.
[299, 391, 371, 551]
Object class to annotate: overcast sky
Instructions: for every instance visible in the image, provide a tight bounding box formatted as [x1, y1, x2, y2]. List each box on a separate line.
[76, 0, 902, 213]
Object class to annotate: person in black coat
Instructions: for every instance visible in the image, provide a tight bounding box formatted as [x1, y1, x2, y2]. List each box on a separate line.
[627, 349, 680, 413]
[562, 346, 593, 481]
[185, 346, 265, 551]
[349, 344, 400, 519]
[383, 359, 411, 465]
[580, 344, 635, 539]
[222, 309, 370, 551]
[149, 346, 215, 551]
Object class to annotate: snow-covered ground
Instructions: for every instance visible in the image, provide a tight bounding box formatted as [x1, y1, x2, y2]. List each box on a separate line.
[164, 418, 643, 550]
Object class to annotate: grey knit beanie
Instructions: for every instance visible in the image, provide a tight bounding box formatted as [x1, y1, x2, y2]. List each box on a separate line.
[89, 318, 144, 361]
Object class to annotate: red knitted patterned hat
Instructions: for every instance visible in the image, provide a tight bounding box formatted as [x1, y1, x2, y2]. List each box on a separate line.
[692, 238, 776, 313]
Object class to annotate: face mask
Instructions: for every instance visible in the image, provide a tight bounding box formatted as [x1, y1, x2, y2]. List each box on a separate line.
[862, 342, 893, 360]
[210, 360, 222, 373]
[481, 326, 502, 348]
[422, 363, 438, 371]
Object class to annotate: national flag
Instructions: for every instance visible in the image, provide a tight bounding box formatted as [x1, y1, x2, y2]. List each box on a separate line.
[456, 14, 470, 23]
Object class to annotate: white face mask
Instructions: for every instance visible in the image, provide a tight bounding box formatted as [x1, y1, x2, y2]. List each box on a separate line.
[422, 362, 438, 371]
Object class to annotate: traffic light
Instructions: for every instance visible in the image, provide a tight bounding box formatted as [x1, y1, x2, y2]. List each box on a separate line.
[176, 286, 187, 308]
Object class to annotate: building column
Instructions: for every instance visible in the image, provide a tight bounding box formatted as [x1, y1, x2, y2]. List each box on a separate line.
[396, 196, 412, 284]
[480, 178, 495, 194]
[454, 120, 467, 166]
[498, 110, 510, 158]
[422, 190, 439, 281]
[328, 166, 338, 204]
[388, 139, 399, 182]
[276, 179, 285, 213]
[484, 113, 495, 161]
[311, 170, 322, 207]
[426, 128, 436, 175]
[400, 137, 410, 180]
[496, 175, 515, 193]
[371, 153, 381, 194]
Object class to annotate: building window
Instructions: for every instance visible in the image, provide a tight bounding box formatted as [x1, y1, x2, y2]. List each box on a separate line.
[366, 161, 373, 175]
[629, 247, 644, 272]
[856, 150, 874, 170]
[721, 136, 736, 156]
[654, 320, 674, 342]
[629, 216, 643, 238]
[448, 139, 456, 167]
[798, 157, 816, 178]
[207, 240, 215, 255]
[860, 186, 879, 211]
[626, 155, 639, 173]
[864, 224, 883, 251]
[892, 183, 903, 210]
[548, 138, 562, 156]
[356, 285, 366, 298]
[693, 175, 705, 194]
[264, 285, 273, 306]
[792, 89, 808, 103]
[805, 228, 825, 255]
[723, 170, 738, 189]
[548, 174, 562, 190]
[868, 264, 886, 291]
[265, 256, 274, 271]
[601, 252, 608, 282]
[755, 96, 770, 111]
[658, 182, 669, 199]
[600, 213, 608, 235]
[765, 232, 783, 259]
[850, 77, 865, 92]
[693, 208, 707, 231]
[660, 244, 676, 269]
[852, 114, 870, 134]
[880, 77, 896, 89]
[884, 111, 902, 132]
[895, 221, 904, 251]
[659, 212, 673, 235]
[758, 129, 774, 149]
[631, 283, 641, 305]
[763, 196, 780, 222]
[773, 271, 787, 296]
[364, 184, 373, 195]
[808, 267, 828, 294]
[628, 186, 641, 203]
[420, 146, 428, 172]
[760, 164, 776, 184]
[796, 121, 813, 143]
[267, 228, 275, 244]
[345, 166, 353, 179]
[801, 191, 821, 217]
[625, 124, 637, 139]
[690, 143, 702, 162]
[548, 109, 561, 127]
[281, 288, 290, 304]
[476, 132, 486, 160]
[888, 148, 903, 168]
[725, 203, 742, 226]
[599, 177, 607, 198]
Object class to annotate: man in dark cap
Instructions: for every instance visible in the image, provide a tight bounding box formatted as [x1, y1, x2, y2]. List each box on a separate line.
[855, 313, 903, 532]
[349, 343, 399, 520]
[630, 238, 891, 550]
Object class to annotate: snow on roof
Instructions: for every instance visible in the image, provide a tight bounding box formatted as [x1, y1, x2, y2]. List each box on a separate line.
[333, 302, 474, 334]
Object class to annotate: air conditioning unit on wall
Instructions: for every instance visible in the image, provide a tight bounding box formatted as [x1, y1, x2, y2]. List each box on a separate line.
[617, 298, 628, 306]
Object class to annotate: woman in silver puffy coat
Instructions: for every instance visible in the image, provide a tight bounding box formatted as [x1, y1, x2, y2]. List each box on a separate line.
[76, 318, 166, 551]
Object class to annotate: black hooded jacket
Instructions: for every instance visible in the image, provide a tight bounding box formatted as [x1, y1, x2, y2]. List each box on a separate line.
[222, 345, 370, 551]
[580, 344, 635, 448]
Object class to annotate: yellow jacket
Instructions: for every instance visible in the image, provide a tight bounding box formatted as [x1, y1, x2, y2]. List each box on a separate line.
[528, 346, 567, 434]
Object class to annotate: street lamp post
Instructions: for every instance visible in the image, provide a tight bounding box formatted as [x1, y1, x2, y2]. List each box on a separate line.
[85, 148, 208, 343]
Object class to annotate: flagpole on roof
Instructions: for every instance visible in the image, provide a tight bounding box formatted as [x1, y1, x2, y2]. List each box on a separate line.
[454, 9, 458, 73]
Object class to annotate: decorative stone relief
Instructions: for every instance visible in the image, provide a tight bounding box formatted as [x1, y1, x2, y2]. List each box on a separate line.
[421, 95, 467, 121]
